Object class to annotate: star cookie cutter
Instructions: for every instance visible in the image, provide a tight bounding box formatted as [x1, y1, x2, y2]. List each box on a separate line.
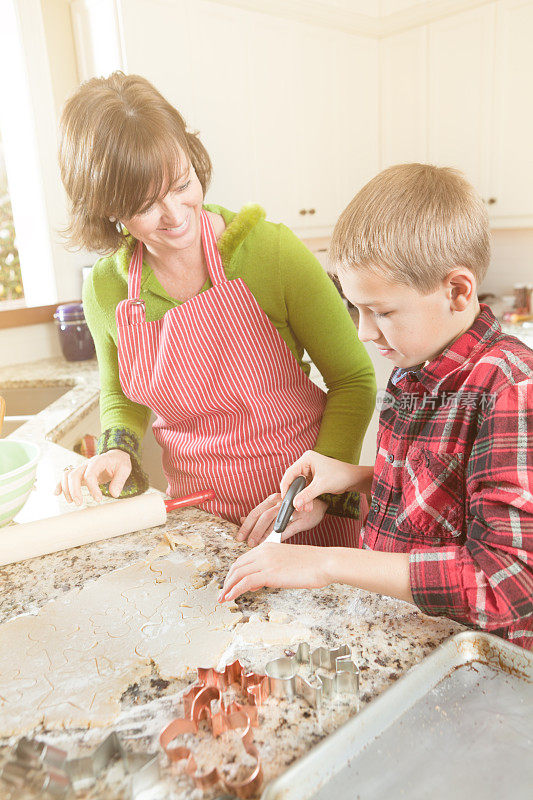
[2, 732, 160, 799]
[263, 642, 359, 708]
[160, 688, 262, 799]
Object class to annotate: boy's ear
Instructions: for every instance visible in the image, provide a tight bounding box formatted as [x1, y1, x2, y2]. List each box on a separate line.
[445, 268, 477, 312]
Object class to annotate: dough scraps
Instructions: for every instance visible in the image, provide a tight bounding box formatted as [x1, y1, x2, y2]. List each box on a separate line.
[0, 552, 241, 736]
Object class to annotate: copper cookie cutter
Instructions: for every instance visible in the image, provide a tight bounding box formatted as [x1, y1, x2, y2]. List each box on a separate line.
[262, 642, 360, 708]
[183, 659, 268, 724]
[160, 661, 266, 799]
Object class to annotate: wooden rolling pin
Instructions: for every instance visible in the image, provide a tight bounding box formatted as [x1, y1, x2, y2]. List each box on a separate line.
[0, 490, 215, 567]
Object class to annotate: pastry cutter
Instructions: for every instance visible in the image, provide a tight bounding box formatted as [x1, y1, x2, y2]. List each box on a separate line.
[0, 489, 215, 567]
[265, 475, 306, 543]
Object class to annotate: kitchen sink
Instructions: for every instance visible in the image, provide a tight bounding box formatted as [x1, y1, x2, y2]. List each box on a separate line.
[0, 385, 71, 436]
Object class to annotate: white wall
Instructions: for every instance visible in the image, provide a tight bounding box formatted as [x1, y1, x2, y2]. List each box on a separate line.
[0, 322, 62, 368]
[483, 229, 533, 296]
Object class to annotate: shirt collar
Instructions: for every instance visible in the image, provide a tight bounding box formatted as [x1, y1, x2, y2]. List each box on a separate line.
[391, 304, 501, 393]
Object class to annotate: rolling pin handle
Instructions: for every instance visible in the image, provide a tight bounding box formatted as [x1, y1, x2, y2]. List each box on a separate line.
[164, 490, 215, 512]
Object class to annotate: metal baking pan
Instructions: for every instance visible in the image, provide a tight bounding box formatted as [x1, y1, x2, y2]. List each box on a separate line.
[261, 631, 533, 800]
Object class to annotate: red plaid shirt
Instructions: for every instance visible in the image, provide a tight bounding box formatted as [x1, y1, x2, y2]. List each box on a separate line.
[361, 305, 533, 649]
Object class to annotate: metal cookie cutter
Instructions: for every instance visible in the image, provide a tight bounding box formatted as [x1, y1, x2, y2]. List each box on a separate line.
[65, 731, 160, 799]
[0, 759, 72, 799]
[1, 738, 72, 799]
[263, 642, 359, 708]
[160, 691, 262, 799]
[1, 732, 160, 800]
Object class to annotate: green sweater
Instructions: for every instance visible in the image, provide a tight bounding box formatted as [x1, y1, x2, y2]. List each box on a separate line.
[83, 204, 376, 502]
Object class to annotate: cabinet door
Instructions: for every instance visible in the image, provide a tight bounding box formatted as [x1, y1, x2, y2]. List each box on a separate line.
[249, 19, 378, 235]
[290, 25, 341, 232]
[334, 31, 379, 216]
[491, 0, 533, 223]
[380, 26, 427, 168]
[120, 0, 196, 124]
[246, 13, 300, 227]
[187, 1, 255, 211]
[428, 5, 496, 199]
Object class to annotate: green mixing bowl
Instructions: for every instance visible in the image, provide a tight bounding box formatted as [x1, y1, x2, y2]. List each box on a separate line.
[0, 439, 40, 527]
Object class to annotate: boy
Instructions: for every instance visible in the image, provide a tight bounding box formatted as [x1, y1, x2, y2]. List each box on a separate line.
[219, 164, 533, 649]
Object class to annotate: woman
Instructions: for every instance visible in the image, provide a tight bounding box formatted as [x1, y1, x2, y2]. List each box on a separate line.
[56, 72, 375, 547]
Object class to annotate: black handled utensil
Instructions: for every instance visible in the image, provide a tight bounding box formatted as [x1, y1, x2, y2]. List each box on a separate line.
[266, 476, 307, 542]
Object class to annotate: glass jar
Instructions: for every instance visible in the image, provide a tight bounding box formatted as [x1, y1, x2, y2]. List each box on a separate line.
[53, 303, 95, 362]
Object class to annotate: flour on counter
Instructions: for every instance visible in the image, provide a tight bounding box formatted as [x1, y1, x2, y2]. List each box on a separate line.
[0, 549, 242, 736]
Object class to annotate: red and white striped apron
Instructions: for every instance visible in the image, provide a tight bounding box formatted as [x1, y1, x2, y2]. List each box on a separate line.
[116, 210, 360, 547]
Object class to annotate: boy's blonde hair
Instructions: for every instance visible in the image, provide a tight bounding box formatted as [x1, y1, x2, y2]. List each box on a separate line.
[330, 163, 490, 293]
[59, 72, 212, 253]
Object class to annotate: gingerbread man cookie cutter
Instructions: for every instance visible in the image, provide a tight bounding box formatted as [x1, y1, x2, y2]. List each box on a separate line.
[160, 687, 262, 799]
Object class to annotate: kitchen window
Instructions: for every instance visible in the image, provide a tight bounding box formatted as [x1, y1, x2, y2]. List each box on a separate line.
[0, 135, 24, 309]
[0, 0, 87, 326]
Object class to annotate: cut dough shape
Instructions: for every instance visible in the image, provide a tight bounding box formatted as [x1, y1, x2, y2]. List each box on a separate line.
[0, 551, 241, 736]
[237, 619, 312, 646]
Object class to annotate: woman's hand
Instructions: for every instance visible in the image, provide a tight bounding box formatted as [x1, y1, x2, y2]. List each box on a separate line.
[218, 542, 332, 602]
[54, 449, 132, 505]
[235, 493, 327, 547]
[280, 451, 374, 512]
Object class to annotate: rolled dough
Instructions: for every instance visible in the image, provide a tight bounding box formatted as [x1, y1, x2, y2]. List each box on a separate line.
[0, 551, 241, 736]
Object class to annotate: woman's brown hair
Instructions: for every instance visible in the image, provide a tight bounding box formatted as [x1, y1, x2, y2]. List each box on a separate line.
[59, 72, 212, 253]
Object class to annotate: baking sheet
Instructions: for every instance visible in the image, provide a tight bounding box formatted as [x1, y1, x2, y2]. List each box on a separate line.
[261, 631, 533, 800]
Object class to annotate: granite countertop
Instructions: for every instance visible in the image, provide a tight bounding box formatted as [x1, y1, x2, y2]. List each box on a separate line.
[0, 357, 462, 799]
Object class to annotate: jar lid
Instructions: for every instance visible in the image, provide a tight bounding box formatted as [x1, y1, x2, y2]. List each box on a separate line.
[54, 302, 86, 322]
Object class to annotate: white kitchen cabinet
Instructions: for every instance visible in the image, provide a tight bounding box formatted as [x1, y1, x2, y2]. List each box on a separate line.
[187, 1, 256, 212]
[380, 25, 427, 168]
[490, 0, 533, 225]
[70, 0, 379, 237]
[119, 0, 196, 123]
[334, 31, 380, 214]
[246, 13, 301, 226]
[427, 4, 496, 202]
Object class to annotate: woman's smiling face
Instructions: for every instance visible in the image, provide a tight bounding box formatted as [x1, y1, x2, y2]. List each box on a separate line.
[121, 160, 204, 253]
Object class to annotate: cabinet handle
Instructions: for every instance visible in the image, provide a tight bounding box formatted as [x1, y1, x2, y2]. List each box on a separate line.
[299, 209, 307, 215]
[308, 208, 316, 215]
[487, 197, 497, 205]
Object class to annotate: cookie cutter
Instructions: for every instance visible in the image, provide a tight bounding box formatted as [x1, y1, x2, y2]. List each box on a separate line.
[2, 732, 160, 800]
[0, 758, 72, 799]
[183, 659, 268, 724]
[65, 731, 160, 799]
[262, 642, 360, 708]
[160, 694, 262, 799]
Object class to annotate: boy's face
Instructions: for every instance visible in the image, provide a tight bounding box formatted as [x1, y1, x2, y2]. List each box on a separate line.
[339, 267, 472, 369]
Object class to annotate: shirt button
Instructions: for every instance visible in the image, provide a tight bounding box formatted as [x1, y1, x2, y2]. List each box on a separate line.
[371, 501, 380, 513]
[386, 454, 394, 463]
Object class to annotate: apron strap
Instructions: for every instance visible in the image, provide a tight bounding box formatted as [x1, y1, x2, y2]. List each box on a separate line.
[201, 209, 227, 286]
[124, 240, 145, 324]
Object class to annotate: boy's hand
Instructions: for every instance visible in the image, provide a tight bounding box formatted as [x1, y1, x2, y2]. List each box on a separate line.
[235, 494, 327, 547]
[218, 543, 331, 602]
[281, 451, 373, 512]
